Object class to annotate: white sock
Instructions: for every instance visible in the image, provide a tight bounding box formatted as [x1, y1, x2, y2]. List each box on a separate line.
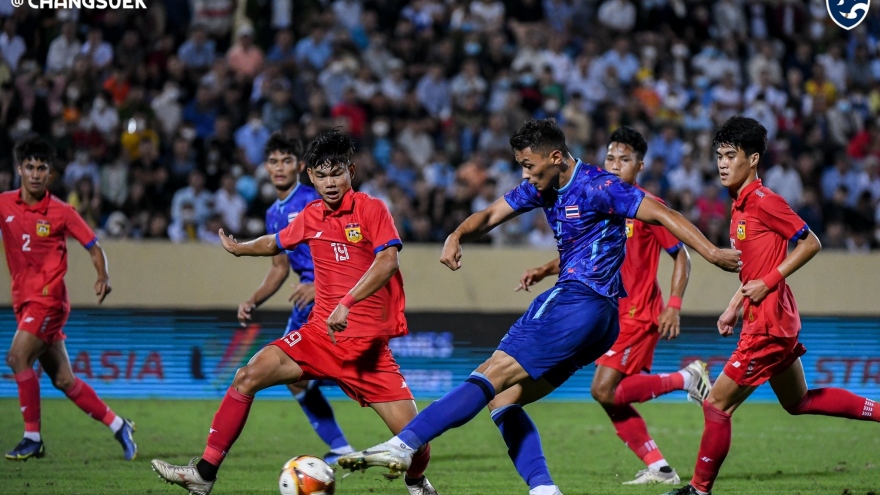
[694, 488, 709, 495]
[648, 459, 670, 471]
[388, 436, 416, 452]
[529, 485, 559, 495]
[23, 431, 41, 442]
[679, 369, 692, 390]
[330, 445, 354, 454]
[108, 415, 124, 433]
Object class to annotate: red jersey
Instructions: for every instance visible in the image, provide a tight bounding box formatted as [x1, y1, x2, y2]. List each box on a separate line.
[729, 179, 808, 338]
[619, 190, 683, 324]
[276, 189, 407, 338]
[0, 190, 97, 311]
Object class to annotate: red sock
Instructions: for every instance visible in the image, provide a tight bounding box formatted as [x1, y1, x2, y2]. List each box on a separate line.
[785, 388, 880, 421]
[65, 378, 116, 425]
[15, 369, 41, 433]
[614, 373, 685, 405]
[406, 442, 431, 480]
[691, 401, 732, 493]
[202, 388, 254, 467]
[605, 405, 665, 466]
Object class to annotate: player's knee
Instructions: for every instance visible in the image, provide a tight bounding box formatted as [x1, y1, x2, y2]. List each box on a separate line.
[5, 351, 28, 372]
[51, 373, 75, 392]
[590, 382, 616, 406]
[232, 365, 264, 395]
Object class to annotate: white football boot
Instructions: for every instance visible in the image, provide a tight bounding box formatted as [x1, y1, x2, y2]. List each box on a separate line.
[682, 360, 712, 404]
[151, 457, 215, 495]
[337, 441, 413, 478]
[622, 467, 681, 485]
[406, 475, 440, 495]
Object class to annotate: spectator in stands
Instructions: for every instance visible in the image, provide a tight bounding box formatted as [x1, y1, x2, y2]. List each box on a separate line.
[46, 21, 81, 75]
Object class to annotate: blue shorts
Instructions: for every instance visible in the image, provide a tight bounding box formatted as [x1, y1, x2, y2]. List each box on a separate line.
[284, 303, 314, 336]
[497, 282, 619, 388]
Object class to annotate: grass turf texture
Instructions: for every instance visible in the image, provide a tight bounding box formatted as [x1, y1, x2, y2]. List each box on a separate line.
[0, 399, 877, 495]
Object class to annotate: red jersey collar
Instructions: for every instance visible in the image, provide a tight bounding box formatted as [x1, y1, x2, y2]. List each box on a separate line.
[322, 188, 356, 217]
[14, 189, 51, 214]
[732, 178, 763, 211]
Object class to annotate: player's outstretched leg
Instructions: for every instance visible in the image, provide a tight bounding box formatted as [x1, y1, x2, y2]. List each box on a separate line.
[152, 346, 303, 495]
[592, 362, 710, 485]
[287, 380, 354, 464]
[40, 341, 138, 460]
[489, 380, 563, 495]
[773, 359, 880, 422]
[6, 331, 47, 461]
[370, 400, 439, 494]
[613, 360, 711, 406]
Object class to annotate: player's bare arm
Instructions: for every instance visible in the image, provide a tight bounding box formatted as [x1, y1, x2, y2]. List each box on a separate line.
[288, 281, 315, 311]
[657, 246, 691, 340]
[516, 258, 560, 292]
[88, 243, 111, 304]
[635, 196, 741, 272]
[741, 230, 821, 304]
[441, 197, 521, 271]
[325, 246, 401, 344]
[238, 253, 290, 327]
[218, 229, 281, 257]
[717, 286, 744, 337]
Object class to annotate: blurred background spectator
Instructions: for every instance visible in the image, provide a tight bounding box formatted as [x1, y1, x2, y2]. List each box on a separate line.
[0, 0, 879, 252]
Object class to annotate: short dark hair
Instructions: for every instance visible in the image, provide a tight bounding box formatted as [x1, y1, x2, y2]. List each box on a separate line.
[608, 126, 648, 160]
[263, 132, 303, 161]
[510, 119, 570, 156]
[303, 129, 355, 170]
[713, 115, 767, 159]
[14, 137, 56, 167]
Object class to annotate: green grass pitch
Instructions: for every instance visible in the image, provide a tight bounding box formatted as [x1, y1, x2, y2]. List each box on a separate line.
[0, 398, 877, 494]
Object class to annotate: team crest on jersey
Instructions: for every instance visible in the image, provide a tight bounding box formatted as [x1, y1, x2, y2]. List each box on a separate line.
[36, 220, 51, 237]
[625, 219, 634, 238]
[345, 223, 363, 243]
[287, 212, 298, 223]
[736, 220, 746, 241]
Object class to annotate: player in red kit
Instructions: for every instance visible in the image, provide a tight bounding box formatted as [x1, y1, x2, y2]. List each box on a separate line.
[517, 127, 712, 485]
[662, 117, 880, 495]
[1, 137, 137, 461]
[151, 130, 438, 495]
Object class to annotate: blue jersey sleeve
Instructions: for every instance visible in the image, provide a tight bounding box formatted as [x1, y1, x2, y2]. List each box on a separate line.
[586, 176, 645, 219]
[504, 180, 543, 212]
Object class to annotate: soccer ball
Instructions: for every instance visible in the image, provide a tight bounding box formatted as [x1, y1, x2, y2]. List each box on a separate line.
[278, 455, 336, 495]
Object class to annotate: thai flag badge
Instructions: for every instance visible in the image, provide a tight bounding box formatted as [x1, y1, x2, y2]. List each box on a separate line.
[565, 205, 580, 218]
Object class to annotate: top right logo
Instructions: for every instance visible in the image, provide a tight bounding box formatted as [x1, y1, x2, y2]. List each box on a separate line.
[827, 0, 870, 30]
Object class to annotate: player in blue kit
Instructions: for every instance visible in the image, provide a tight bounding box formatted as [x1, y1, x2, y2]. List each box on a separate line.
[238, 132, 353, 463]
[339, 119, 741, 494]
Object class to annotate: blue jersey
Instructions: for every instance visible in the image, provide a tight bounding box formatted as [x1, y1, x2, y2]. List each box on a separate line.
[265, 184, 321, 282]
[504, 160, 645, 299]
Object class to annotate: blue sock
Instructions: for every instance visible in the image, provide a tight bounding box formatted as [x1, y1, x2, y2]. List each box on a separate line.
[296, 386, 350, 450]
[397, 372, 496, 449]
[491, 404, 554, 490]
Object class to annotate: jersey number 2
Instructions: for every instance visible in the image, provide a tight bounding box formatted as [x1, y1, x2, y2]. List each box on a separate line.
[22, 234, 31, 252]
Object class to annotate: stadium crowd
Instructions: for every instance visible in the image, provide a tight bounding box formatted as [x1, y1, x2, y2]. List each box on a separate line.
[1, 0, 880, 251]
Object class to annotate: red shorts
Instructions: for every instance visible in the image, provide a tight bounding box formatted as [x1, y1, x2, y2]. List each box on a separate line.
[269, 323, 414, 406]
[595, 320, 660, 376]
[722, 333, 807, 387]
[15, 303, 69, 345]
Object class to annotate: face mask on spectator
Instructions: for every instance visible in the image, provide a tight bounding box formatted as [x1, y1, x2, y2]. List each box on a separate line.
[249, 118, 262, 130]
[66, 87, 81, 101]
[181, 127, 197, 141]
[837, 100, 851, 113]
[543, 99, 560, 113]
[519, 74, 536, 86]
[15, 119, 32, 132]
[94, 98, 107, 111]
[52, 123, 67, 137]
[76, 151, 89, 163]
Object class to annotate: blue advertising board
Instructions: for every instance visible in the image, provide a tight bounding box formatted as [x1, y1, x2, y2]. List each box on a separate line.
[0, 309, 878, 402]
